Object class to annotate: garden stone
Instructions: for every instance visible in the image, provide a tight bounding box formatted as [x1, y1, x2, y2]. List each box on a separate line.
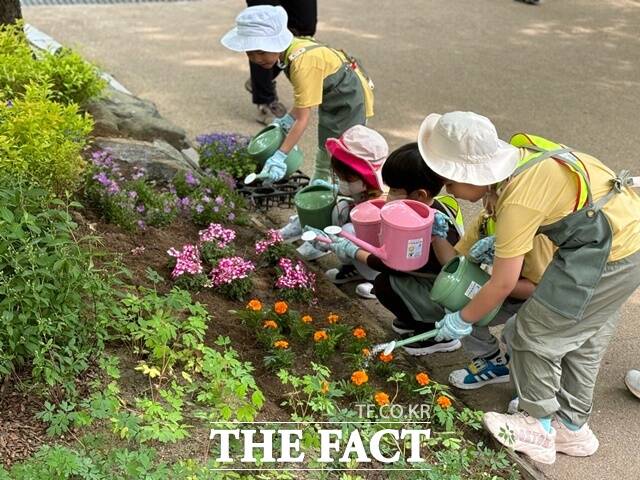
[93, 137, 193, 182]
[86, 87, 191, 150]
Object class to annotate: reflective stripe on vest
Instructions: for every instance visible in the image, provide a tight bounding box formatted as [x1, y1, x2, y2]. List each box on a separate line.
[510, 133, 591, 211]
[435, 194, 465, 236]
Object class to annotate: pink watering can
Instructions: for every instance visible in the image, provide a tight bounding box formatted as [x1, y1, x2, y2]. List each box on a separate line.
[349, 198, 385, 247]
[339, 199, 435, 271]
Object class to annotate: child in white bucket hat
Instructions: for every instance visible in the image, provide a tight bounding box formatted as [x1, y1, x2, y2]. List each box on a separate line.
[221, 5, 374, 184]
[418, 111, 640, 464]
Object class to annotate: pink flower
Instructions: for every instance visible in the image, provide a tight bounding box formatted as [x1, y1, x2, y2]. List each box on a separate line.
[167, 244, 203, 278]
[255, 229, 284, 255]
[209, 256, 255, 287]
[275, 258, 316, 291]
[198, 223, 236, 248]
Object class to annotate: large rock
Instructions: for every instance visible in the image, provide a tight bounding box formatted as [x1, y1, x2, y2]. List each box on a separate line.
[86, 87, 191, 151]
[92, 137, 195, 182]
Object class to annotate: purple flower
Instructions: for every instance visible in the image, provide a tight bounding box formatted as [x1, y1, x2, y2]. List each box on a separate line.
[128, 191, 138, 199]
[136, 204, 145, 213]
[185, 170, 200, 187]
[209, 256, 255, 287]
[137, 219, 147, 230]
[275, 258, 316, 291]
[195, 204, 204, 213]
[198, 223, 236, 248]
[6, 100, 13, 108]
[215, 196, 225, 206]
[213, 206, 219, 213]
[227, 213, 235, 221]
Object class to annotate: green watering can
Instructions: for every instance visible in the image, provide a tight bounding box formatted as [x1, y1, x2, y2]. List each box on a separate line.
[244, 125, 303, 183]
[369, 256, 502, 358]
[294, 184, 336, 230]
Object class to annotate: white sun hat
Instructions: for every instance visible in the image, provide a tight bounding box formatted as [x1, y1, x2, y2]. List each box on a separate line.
[417, 111, 520, 186]
[221, 5, 293, 53]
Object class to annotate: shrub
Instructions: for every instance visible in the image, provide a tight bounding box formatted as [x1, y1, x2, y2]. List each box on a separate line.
[0, 178, 116, 394]
[0, 84, 93, 194]
[0, 21, 105, 105]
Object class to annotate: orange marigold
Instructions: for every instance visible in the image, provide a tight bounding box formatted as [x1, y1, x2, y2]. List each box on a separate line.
[327, 313, 339, 324]
[247, 299, 262, 311]
[416, 372, 430, 386]
[263, 320, 278, 329]
[301, 315, 313, 324]
[361, 348, 371, 357]
[274, 301, 288, 315]
[374, 391, 390, 406]
[352, 327, 367, 339]
[378, 352, 393, 363]
[351, 370, 369, 386]
[321, 381, 330, 394]
[274, 339, 289, 349]
[313, 330, 328, 342]
[437, 395, 452, 409]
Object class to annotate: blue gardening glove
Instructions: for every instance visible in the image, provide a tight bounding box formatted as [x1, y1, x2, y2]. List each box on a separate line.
[468, 235, 496, 265]
[432, 211, 451, 239]
[302, 226, 332, 252]
[271, 113, 295, 133]
[327, 235, 359, 262]
[434, 311, 473, 342]
[259, 149, 287, 183]
[310, 178, 340, 194]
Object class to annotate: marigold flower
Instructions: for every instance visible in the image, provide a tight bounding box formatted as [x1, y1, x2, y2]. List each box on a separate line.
[352, 327, 367, 339]
[247, 299, 262, 311]
[378, 352, 393, 363]
[274, 339, 289, 349]
[274, 301, 288, 315]
[351, 370, 369, 386]
[327, 313, 339, 324]
[263, 320, 278, 329]
[321, 381, 330, 394]
[301, 315, 313, 324]
[361, 348, 371, 357]
[374, 391, 390, 406]
[314, 330, 328, 342]
[416, 372, 430, 386]
[437, 395, 452, 409]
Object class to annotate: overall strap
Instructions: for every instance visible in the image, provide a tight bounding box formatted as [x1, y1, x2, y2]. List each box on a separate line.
[592, 169, 635, 212]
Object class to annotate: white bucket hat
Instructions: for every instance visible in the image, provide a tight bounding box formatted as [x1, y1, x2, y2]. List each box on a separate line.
[221, 5, 293, 53]
[417, 111, 520, 186]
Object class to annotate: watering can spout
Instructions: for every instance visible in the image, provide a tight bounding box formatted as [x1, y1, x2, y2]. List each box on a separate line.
[339, 229, 386, 259]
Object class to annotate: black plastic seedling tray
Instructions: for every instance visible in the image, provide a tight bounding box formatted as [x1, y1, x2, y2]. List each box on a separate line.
[235, 171, 310, 210]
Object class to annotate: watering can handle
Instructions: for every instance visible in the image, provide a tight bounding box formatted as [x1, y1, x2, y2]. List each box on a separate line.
[338, 229, 384, 258]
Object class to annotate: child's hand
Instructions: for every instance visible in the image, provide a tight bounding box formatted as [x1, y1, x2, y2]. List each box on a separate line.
[468, 235, 495, 265]
[271, 113, 295, 133]
[432, 211, 451, 239]
[435, 311, 472, 341]
[259, 150, 287, 183]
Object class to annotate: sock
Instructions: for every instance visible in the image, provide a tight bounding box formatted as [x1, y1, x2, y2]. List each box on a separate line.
[538, 416, 552, 433]
[559, 418, 581, 431]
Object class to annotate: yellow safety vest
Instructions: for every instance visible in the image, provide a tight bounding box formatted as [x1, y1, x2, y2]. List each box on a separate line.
[435, 194, 465, 236]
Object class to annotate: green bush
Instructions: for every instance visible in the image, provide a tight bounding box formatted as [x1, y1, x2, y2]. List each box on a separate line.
[0, 21, 105, 105]
[0, 178, 116, 394]
[0, 84, 93, 194]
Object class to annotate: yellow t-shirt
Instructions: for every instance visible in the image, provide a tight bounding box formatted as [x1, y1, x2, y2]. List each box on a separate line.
[495, 149, 640, 262]
[285, 38, 374, 117]
[455, 211, 555, 284]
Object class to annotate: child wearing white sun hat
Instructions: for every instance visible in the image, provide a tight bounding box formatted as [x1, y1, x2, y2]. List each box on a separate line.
[418, 111, 640, 464]
[221, 5, 374, 185]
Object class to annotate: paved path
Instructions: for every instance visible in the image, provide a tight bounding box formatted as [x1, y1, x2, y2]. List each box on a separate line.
[23, 1, 640, 478]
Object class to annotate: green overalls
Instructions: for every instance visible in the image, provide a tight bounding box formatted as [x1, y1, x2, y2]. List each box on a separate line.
[282, 38, 372, 181]
[500, 134, 640, 427]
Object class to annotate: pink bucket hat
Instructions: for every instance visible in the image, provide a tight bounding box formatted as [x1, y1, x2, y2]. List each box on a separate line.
[325, 125, 389, 191]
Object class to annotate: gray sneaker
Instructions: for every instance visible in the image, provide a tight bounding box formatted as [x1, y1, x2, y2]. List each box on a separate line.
[278, 216, 302, 241]
[297, 241, 329, 261]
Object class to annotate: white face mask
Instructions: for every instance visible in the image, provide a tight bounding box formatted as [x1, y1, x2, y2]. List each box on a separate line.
[339, 179, 366, 196]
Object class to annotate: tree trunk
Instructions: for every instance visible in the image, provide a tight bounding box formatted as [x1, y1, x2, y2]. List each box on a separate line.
[0, 0, 23, 25]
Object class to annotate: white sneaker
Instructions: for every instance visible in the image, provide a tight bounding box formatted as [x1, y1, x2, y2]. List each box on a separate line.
[296, 241, 329, 261]
[483, 412, 556, 464]
[355, 282, 376, 299]
[279, 215, 302, 241]
[625, 369, 640, 399]
[552, 418, 599, 457]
